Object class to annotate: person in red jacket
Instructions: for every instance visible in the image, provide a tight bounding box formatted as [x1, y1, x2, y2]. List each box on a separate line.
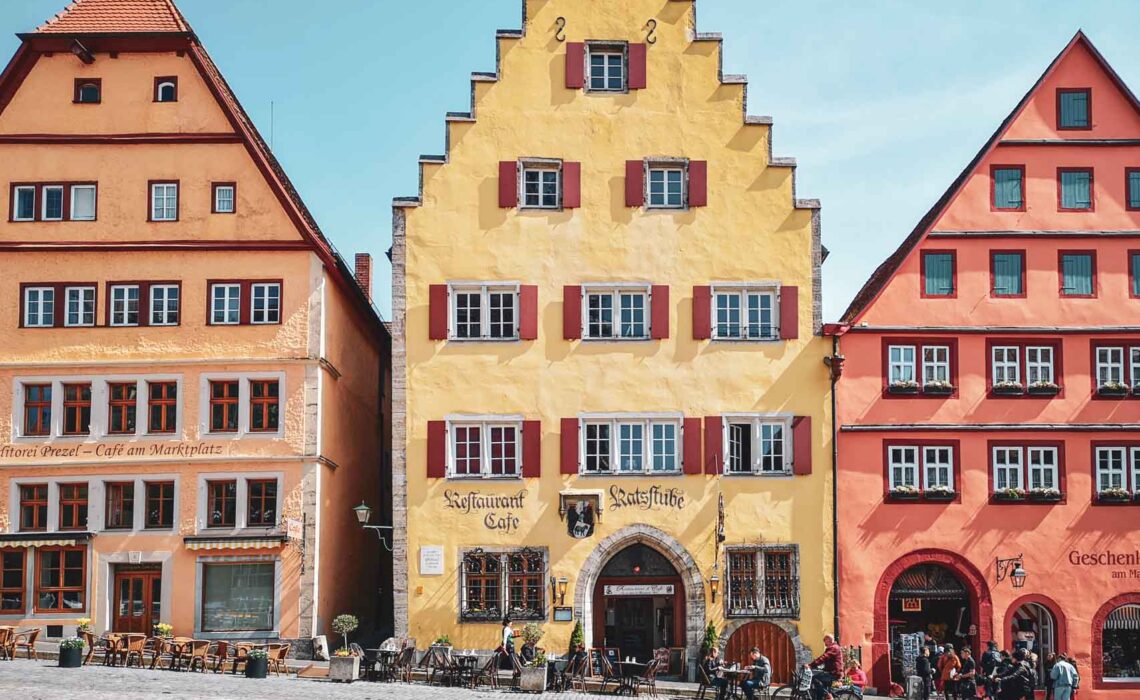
[808, 635, 844, 700]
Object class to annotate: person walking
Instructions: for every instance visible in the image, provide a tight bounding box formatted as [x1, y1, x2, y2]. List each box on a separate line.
[996, 649, 1034, 700]
[981, 641, 1002, 700]
[916, 646, 934, 700]
[1049, 654, 1077, 700]
[958, 647, 978, 700]
[939, 643, 962, 700]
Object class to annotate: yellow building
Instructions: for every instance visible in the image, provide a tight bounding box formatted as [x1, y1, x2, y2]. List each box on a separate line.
[392, 0, 832, 680]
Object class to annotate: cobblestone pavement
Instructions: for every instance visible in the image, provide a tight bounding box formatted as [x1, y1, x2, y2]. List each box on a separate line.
[0, 660, 695, 699]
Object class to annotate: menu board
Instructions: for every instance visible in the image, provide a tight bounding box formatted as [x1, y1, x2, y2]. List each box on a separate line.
[899, 632, 924, 678]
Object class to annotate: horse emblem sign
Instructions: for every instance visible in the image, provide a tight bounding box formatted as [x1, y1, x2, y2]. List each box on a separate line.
[566, 497, 597, 538]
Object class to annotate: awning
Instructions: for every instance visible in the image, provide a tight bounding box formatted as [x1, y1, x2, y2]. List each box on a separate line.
[183, 534, 286, 551]
[1106, 604, 1140, 630]
[890, 564, 967, 600]
[0, 532, 91, 548]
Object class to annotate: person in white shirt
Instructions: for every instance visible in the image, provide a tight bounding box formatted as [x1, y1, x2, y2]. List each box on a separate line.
[1049, 655, 1077, 700]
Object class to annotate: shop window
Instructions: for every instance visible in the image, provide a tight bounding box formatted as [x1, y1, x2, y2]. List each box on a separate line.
[200, 562, 274, 632]
[248, 380, 279, 432]
[19, 484, 48, 532]
[147, 381, 177, 434]
[206, 480, 237, 528]
[450, 421, 521, 478]
[35, 546, 86, 613]
[725, 546, 800, 618]
[724, 416, 791, 475]
[1102, 604, 1140, 681]
[246, 479, 278, 527]
[107, 382, 138, 434]
[58, 483, 88, 530]
[450, 284, 518, 340]
[1, 550, 24, 612]
[104, 482, 134, 530]
[584, 286, 650, 340]
[580, 416, 681, 474]
[460, 548, 545, 622]
[144, 481, 175, 529]
[62, 383, 92, 436]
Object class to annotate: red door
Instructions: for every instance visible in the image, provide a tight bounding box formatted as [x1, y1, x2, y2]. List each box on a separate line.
[113, 568, 161, 634]
[726, 621, 796, 684]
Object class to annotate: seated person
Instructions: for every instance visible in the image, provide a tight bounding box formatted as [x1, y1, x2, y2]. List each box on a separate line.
[702, 647, 729, 700]
[520, 641, 537, 664]
[846, 661, 868, 688]
[742, 647, 773, 700]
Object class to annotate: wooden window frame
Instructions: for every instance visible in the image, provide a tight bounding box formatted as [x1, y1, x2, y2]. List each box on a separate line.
[246, 479, 278, 527]
[23, 383, 52, 436]
[984, 338, 1064, 397]
[107, 382, 138, 435]
[722, 415, 793, 476]
[517, 160, 561, 210]
[63, 285, 96, 327]
[1058, 250, 1097, 298]
[144, 481, 175, 530]
[723, 544, 800, 618]
[11, 184, 36, 221]
[211, 182, 236, 214]
[73, 78, 102, 104]
[581, 285, 652, 340]
[0, 549, 25, 613]
[1056, 87, 1092, 131]
[208, 380, 240, 433]
[248, 380, 280, 433]
[62, 382, 92, 436]
[989, 249, 1027, 298]
[9, 183, 97, 223]
[58, 482, 88, 531]
[920, 249, 957, 298]
[989, 165, 1026, 212]
[21, 285, 56, 328]
[576, 416, 682, 475]
[149, 282, 181, 326]
[710, 285, 781, 341]
[34, 546, 87, 613]
[107, 283, 141, 327]
[104, 481, 135, 530]
[1126, 168, 1140, 212]
[448, 283, 519, 341]
[19, 484, 49, 532]
[206, 479, 238, 528]
[645, 160, 688, 210]
[206, 280, 283, 327]
[986, 440, 1067, 504]
[153, 76, 178, 103]
[147, 381, 178, 434]
[148, 180, 179, 222]
[1057, 167, 1095, 212]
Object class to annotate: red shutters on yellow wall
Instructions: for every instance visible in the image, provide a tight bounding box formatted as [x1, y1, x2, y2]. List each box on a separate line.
[498, 160, 581, 209]
[565, 43, 648, 90]
[628, 43, 648, 90]
[563, 286, 582, 340]
[498, 161, 518, 208]
[682, 417, 703, 474]
[562, 162, 582, 208]
[522, 420, 542, 477]
[791, 416, 812, 475]
[692, 286, 712, 340]
[560, 418, 579, 474]
[779, 286, 799, 340]
[427, 284, 538, 340]
[518, 286, 538, 340]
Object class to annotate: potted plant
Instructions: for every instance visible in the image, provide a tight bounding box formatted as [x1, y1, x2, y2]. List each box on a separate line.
[993, 487, 1027, 502]
[154, 622, 174, 638]
[888, 485, 920, 501]
[432, 634, 452, 649]
[924, 485, 956, 501]
[701, 622, 718, 660]
[1027, 380, 1061, 396]
[1028, 487, 1062, 502]
[1098, 381, 1129, 397]
[992, 380, 1024, 396]
[922, 380, 955, 395]
[329, 613, 361, 682]
[887, 379, 920, 395]
[245, 648, 269, 679]
[58, 636, 84, 668]
[519, 649, 549, 692]
[1097, 487, 1132, 504]
[568, 619, 584, 656]
[76, 618, 92, 635]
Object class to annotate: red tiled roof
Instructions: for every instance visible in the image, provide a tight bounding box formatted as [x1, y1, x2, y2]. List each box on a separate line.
[36, 0, 190, 34]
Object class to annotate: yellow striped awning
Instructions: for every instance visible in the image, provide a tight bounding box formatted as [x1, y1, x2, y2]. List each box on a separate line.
[0, 537, 83, 548]
[184, 536, 285, 551]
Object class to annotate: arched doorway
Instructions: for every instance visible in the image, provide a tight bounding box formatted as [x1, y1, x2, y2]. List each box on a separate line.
[871, 550, 993, 689]
[1005, 595, 1066, 690]
[592, 544, 684, 667]
[725, 621, 796, 684]
[1092, 593, 1140, 689]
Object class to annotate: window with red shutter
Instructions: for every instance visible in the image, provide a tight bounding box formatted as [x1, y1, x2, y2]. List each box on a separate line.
[704, 416, 723, 474]
[563, 286, 582, 340]
[522, 420, 542, 477]
[562, 162, 581, 209]
[692, 286, 712, 340]
[498, 161, 518, 208]
[650, 285, 670, 339]
[519, 285, 538, 340]
[779, 286, 799, 340]
[625, 160, 645, 207]
[561, 418, 579, 474]
[792, 416, 812, 475]
[427, 421, 447, 478]
[628, 43, 647, 90]
[683, 417, 702, 474]
[565, 43, 585, 89]
[429, 284, 449, 340]
[689, 160, 708, 207]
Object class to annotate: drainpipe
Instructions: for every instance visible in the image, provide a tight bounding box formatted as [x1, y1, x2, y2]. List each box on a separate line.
[830, 334, 841, 641]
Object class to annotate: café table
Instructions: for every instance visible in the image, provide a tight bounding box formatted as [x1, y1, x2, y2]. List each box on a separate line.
[725, 668, 754, 699]
[101, 635, 123, 667]
[615, 660, 648, 696]
[366, 647, 400, 681]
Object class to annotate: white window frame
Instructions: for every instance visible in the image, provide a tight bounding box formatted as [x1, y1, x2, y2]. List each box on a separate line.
[888, 345, 917, 384]
[578, 413, 683, 475]
[1027, 446, 1059, 491]
[1094, 446, 1129, 493]
[445, 416, 523, 479]
[887, 446, 919, 490]
[156, 81, 177, 103]
[23, 286, 55, 327]
[923, 445, 954, 491]
[210, 284, 241, 325]
[723, 414, 793, 476]
[646, 164, 686, 209]
[1096, 346, 1124, 387]
[251, 283, 281, 325]
[920, 346, 951, 385]
[519, 161, 561, 210]
[448, 283, 519, 341]
[213, 184, 235, 213]
[1026, 346, 1055, 385]
[150, 182, 178, 222]
[41, 185, 64, 221]
[1132, 348, 1140, 389]
[149, 285, 180, 326]
[711, 284, 781, 341]
[992, 446, 1024, 491]
[12, 186, 36, 222]
[11, 374, 183, 441]
[585, 43, 626, 92]
[992, 346, 1021, 385]
[194, 472, 284, 533]
[69, 184, 96, 221]
[198, 373, 286, 439]
[64, 286, 96, 328]
[581, 284, 651, 340]
[109, 284, 140, 327]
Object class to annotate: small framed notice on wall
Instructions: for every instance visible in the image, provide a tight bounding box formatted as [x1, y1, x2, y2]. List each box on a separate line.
[420, 546, 444, 576]
[902, 597, 922, 612]
[553, 607, 573, 622]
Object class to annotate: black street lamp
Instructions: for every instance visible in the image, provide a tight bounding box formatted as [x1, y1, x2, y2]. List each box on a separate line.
[353, 501, 395, 551]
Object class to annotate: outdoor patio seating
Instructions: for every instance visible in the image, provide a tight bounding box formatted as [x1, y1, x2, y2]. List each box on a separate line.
[81, 631, 108, 666]
[204, 641, 230, 673]
[0, 627, 13, 660]
[184, 640, 210, 672]
[12, 628, 39, 660]
[267, 642, 291, 676]
[121, 633, 148, 668]
[469, 651, 501, 689]
[597, 652, 620, 694]
[391, 644, 417, 682]
[567, 655, 588, 692]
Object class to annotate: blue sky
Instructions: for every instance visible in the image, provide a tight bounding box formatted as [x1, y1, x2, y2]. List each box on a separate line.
[4, 0, 1140, 321]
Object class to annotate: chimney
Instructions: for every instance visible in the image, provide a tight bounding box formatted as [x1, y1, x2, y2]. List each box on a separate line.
[354, 253, 372, 300]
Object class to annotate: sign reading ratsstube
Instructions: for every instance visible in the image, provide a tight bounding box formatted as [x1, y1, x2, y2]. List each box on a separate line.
[442, 489, 527, 534]
[608, 485, 685, 511]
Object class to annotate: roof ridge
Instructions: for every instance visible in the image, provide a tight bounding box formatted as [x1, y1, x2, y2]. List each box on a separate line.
[35, 0, 191, 35]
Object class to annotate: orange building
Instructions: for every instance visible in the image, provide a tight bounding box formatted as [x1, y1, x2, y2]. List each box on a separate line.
[833, 33, 1140, 697]
[0, 0, 390, 649]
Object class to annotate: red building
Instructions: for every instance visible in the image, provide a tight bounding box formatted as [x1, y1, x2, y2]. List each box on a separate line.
[832, 32, 1140, 697]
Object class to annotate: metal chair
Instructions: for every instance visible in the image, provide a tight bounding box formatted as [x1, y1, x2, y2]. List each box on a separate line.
[470, 651, 501, 689]
[598, 652, 621, 693]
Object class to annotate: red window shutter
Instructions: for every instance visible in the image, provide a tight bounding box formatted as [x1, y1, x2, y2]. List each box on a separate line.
[689, 160, 708, 207]
[427, 420, 447, 478]
[780, 285, 799, 340]
[565, 42, 585, 89]
[519, 285, 538, 340]
[428, 284, 449, 340]
[522, 420, 542, 477]
[683, 417, 702, 474]
[498, 161, 518, 208]
[628, 43, 647, 89]
[704, 416, 723, 474]
[563, 162, 581, 209]
[563, 285, 582, 340]
[692, 285, 711, 340]
[561, 417, 579, 474]
[625, 160, 644, 207]
[792, 416, 812, 475]
[650, 285, 670, 339]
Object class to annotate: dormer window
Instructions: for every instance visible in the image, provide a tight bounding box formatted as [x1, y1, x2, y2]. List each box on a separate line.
[1057, 88, 1091, 130]
[74, 79, 101, 104]
[154, 77, 178, 103]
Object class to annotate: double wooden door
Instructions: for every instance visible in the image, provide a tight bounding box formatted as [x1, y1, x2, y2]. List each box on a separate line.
[113, 567, 161, 634]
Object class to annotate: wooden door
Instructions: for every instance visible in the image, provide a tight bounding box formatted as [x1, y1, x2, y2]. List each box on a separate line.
[725, 621, 796, 684]
[113, 569, 160, 634]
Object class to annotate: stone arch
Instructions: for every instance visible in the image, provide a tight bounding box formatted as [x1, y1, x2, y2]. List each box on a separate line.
[870, 549, 993, 689]
[1090, 592, 1140, 690]
[1003, 593, 1068, 655]
[573, 524, 705, 675]
[719, 617, 812, 682]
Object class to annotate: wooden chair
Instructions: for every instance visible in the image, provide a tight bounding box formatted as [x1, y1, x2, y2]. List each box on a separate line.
[185, 640, 210, 672]
[121, 633, 148, 668]
[12, 628, 39, 660]
[392, 645, 416, 683]
[204, 641, 229, 673]
[82, 631, 108, 666]
[470, 651, 501, 689]
[0, 628, 13, 660]
[268, 642, 291, 676]
[696, 662, 715, 699]
[598, 652, 620, 694]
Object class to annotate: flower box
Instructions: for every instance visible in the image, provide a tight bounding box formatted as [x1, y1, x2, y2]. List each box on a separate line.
[922, 383, 955, 396]
[329, 655, 360, 683]
[887, 382, 920, 395]
[1097, 383, 1129, 398]
[992, 489, 1027, 502]
[1027, 383, 1061, 396]
[1097, 490, 1132, 504]
[992, 382, 1024, 396]
[888, 489, 921, 501]
[1027, 489, 1062, 503]
[924, 489, 957, 501]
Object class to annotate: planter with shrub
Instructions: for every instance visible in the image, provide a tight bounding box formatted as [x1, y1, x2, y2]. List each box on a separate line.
[59, 637, 84, 668]
[245, 648, 269, 679]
